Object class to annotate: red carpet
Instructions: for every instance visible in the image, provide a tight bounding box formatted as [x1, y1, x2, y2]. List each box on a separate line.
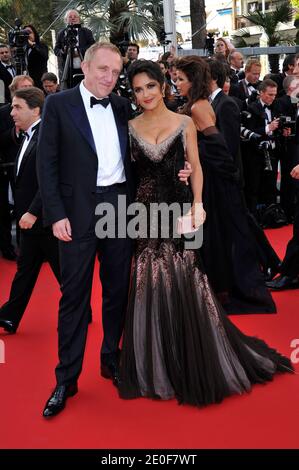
[0, 225, 298, 449]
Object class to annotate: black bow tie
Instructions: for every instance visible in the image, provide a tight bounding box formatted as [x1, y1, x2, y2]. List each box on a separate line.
[263, 104, 272, 110]
[22, 131, 30, 140]
[90, 96, 110, 108]
[247, 82, 257, 88]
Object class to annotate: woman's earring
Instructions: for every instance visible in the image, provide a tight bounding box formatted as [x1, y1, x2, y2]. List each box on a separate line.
[162, 88, 165, 98]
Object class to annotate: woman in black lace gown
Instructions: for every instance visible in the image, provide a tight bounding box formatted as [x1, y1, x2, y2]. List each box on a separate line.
[175, 56, 277, 314]
[119, 60, 292, 407]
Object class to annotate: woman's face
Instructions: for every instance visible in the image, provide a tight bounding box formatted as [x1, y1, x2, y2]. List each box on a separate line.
[215, 40, 226, 55]
[132, 72, 164, 110]
[176, 70, 192, 97]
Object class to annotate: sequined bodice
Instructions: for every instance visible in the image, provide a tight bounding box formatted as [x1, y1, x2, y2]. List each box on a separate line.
[129, 119, 192, 207]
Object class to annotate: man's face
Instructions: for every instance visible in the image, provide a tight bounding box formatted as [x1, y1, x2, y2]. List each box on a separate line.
[0, 47, 11, 63]
[66, 10, 80, 25]
[16, 79, 34, 90]
[81, 48, 123, 98]
[10, 97, 40, 131]
[294, 58, 299, 76]
[246, 65, 261, 84]
[42, 80, 58, 94]
[260, 86, 277, 105]
[127, 46, 138, 61]
[231, 52, 244, 70]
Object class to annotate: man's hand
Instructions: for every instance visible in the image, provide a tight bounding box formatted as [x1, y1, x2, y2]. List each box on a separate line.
[268, 118, 280, 132]
[178, 161, 192, 186]
[290, 164, 299, 180]
[52, 218, 72, 242]
[19, 212, 37, 230]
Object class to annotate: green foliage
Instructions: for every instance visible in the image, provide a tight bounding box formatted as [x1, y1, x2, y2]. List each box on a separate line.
[53, 0, 164, 43]
[0, 0, 55, 45]
[245, 1, 294, 46]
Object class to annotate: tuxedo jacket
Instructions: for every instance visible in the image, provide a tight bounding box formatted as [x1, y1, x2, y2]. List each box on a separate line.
[26, 43, 48, 89]
[54, 27, 95, 61]
[0, 62, 14, 103]
[246, 100, 277, 137]
[14, 124, 44, 233]
[211, 90, 242, 171]
[236, 79, 261, 102]
[0, 103, 21, 165]
[37, 86, 135, 238]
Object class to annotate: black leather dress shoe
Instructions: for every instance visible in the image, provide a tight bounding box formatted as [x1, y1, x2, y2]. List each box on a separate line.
[43, 383, 78, 418]
[266, 275, 299, 291]
[1, 247, 17, 261]
[263, 263, 282, 282]
[0, 319, 17, 334]
[101, 361, 122, 387]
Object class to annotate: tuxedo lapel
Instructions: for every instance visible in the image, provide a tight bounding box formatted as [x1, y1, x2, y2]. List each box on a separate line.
[110, 93, 128, 161]
[15, 134, 37, 181]
[65, 86, 97, 155]
[211, 91, 223, 112]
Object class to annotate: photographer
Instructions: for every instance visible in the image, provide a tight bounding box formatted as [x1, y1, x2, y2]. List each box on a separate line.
[23, 25, 48, 89]
[0, 45, 16, 103]
[241, 79, 287, 218]
[54, 9, 95, 86]
[273, 75, 299, 221]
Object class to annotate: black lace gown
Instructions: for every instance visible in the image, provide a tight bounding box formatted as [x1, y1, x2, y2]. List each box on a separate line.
[119, 121, 292, 407]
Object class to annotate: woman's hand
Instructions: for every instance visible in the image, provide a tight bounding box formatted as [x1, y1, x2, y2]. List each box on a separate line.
[178, 161, 192, 185]
[191, 202, 206, 229]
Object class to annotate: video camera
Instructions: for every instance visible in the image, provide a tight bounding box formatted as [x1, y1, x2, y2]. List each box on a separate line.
[65, 23, 81, 48]
[8, 18, 29, 49]
[8, 18, 29, 75]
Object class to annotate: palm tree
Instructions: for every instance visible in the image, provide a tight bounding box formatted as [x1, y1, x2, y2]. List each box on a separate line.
[190, 0, 206, 49]
[54, 0, 164, 44]
[244, 1, 294, 73]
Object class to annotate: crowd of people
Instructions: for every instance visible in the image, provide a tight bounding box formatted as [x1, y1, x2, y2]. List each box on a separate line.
[0, 10, 297, 417]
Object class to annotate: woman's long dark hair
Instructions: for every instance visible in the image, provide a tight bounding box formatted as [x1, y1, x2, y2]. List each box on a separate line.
[23, 24, 41, 44]
[127, 59, 173, 103]
[175, 56, 211, 115]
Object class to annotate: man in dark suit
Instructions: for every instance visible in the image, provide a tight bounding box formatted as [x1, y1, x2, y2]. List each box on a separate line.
[0, 44, 16, 103]
[0, 75, 34, 260]
[241, 79, 282, 216]
[267, 163, 299, 290]
[0, 87, 60, 334]
[268, 54, 295, 96]
[235, 58, 262, 103]
[54, 9, 95, 86]
[37, 42, 135, 418]
[209, 59, 242, 176]
[274, 75, 299, 220]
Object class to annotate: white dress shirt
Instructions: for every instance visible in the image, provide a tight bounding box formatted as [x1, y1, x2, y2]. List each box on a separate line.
[209, 88, 222, 103]
[16, 119, 41, 175]
[79, 81, 126, 186]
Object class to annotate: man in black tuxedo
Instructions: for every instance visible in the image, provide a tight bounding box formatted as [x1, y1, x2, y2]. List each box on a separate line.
[274, 75, 299, 220]
[267, 163, 299, 290]
[38, 42, 135, 418]
[228, 50, 244, 85]
[268, 54, 295, 96]
[54, 9, 95, 86]
[0, 75, 34, 260]
[242, 79, 282, 215]
[209, 59, 242, 176]
[0, 45, 16, 103]
[235, 58, 262, 103]
[0, 87, 60, 334]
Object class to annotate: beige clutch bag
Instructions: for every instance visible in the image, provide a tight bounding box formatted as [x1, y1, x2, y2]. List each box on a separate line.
[176, 214, 199, 235]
